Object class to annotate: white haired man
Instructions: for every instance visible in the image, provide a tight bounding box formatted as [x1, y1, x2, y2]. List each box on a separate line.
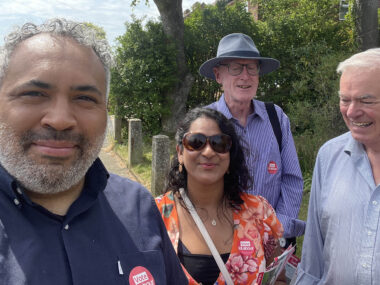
[201, 33, 305, 247]
[0, 18, 187, 284]
[296, 48, 380, 285]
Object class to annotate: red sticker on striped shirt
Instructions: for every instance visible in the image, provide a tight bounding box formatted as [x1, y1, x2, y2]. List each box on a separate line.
[267, 161, 278, 174]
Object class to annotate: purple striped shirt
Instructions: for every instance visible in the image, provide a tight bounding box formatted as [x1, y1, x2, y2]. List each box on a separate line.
[207, 95, 305, 237]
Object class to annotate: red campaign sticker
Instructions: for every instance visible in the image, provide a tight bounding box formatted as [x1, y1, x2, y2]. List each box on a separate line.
[288, 254, 301, 267]
[267, 161, 278, 174]
[256, 272, 264, 285]
[129, 266, 155, 285]
[238, 238, 255, 256]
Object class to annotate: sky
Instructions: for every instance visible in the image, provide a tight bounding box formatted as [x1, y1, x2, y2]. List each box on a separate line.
[0, 0, 215, 47]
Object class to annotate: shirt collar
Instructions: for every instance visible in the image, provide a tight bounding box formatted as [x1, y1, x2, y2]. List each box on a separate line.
[251, 99, 267, 120]
[0, 164, 19, 200]
[82, 158, 109, 198]
[216, 94, 266, 120]
[214, 94, 234, 119]
[344, 133, 366, 157]
[64, 158, 109, 221]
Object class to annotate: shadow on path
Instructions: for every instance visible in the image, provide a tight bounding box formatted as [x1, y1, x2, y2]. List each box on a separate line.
[99, 147, 140, 183]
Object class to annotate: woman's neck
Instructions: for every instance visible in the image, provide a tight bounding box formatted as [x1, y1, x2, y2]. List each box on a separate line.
[186, 179, 225, 210]
[177, 180, 234, 255]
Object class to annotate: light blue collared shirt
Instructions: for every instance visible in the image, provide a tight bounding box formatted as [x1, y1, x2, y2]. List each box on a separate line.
[207, 95, 304, 238]
[296, 132, 380, 285]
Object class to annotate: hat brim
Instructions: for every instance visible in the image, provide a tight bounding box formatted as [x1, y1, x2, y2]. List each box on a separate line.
[199, 56, 280, 80]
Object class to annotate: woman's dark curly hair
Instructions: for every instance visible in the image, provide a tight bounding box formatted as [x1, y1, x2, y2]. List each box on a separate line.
[165, 107, 252, 208]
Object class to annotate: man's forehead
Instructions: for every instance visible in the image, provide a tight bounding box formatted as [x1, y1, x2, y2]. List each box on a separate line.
[1, 32, 107, 97]
[339, 67, 380, 97]
[339, 92, 377, 99]
[6, 33, 104, 77]
[341, 66, 380, 78]
[13, 33, 92, 58]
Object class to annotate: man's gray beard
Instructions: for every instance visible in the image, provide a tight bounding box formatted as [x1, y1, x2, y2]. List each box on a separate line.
[0, 122, 105, 194]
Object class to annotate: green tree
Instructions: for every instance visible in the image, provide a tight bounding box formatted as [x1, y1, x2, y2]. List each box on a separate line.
[109, 19, 177, 136]
[153, 0, 194, 134]
[182, 0, 354, 175]
[84, 22, 107, 39]
[253, 0, 354, 107]
[288, 51, 349, 173]
[133, 0, 194, 134]
[252, 0, 355, 173]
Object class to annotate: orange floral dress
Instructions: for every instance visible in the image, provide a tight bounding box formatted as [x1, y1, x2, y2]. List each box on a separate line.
[155, 192, 283, 285]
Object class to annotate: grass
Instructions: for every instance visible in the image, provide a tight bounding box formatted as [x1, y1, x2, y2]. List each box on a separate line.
[113, 143, 153, 190]
[295, 173, 312, 259]
[113, 141, 311, 258]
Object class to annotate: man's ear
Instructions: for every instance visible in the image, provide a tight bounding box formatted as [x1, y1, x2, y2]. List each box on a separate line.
[213, 66, 221, 84]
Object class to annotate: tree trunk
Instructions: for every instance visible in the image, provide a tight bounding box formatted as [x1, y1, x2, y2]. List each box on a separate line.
[353, 0, 379, 51]
[153, 0, 194, 134]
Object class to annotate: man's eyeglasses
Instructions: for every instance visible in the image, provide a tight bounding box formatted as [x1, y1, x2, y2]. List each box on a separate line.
[182, 132, 232, 154]
[218, 62, 260, 76]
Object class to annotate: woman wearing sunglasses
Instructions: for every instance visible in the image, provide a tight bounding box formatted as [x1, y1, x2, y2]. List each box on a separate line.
[155, 108, 285, 285]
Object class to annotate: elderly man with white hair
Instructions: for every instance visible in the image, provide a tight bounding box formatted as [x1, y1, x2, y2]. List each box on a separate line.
[296, 48, 380, 285]
[201, 33, 305, 249]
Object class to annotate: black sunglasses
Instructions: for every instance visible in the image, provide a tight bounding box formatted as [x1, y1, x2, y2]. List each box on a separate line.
[182, 132, 232, 154]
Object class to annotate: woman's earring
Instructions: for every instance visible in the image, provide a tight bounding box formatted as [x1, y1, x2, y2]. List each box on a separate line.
[179, 163, 183, 173]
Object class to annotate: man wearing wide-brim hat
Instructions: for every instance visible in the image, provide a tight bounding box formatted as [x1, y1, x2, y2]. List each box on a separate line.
[203, 33, 305, 247]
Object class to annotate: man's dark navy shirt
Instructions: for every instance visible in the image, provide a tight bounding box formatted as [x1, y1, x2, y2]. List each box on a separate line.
[0, 158, 187, 284]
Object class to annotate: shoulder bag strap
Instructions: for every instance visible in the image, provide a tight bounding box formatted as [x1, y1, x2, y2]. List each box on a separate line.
[179, 188, 234, 285]
[265, 102, 282, 152]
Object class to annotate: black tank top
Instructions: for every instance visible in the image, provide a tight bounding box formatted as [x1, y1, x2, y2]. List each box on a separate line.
[177, 239, 230, 285]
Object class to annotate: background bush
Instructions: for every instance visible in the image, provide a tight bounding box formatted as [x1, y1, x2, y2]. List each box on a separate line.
[110, 0, 357, 176]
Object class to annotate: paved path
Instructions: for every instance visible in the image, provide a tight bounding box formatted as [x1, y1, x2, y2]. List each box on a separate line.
[99, 147, 138, 182]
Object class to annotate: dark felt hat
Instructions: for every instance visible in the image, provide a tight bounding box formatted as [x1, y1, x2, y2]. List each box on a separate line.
[199, 33, 280, 80]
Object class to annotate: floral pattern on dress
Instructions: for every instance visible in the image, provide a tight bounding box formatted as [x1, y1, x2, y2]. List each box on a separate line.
[226, 253, 258, 284]
[155, 192, 283, 285]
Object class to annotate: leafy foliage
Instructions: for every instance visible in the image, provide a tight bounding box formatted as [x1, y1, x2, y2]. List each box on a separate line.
[110, 0, 357, 175]
[109, 19, 177, 137]
[250, 0, 355, 172]
[289, 51, 349, 173]
[182, 0, 356, 174]
[84, 22, 107, 39]
[253, 0, 355, 107]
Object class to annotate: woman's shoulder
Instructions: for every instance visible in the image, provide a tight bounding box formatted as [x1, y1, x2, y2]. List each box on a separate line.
[155, 191, 178, 220]
[155, 191, 175, 205]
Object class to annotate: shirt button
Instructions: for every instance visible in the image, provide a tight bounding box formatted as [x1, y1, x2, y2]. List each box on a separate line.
[64, 224, 69, 230]
[372, 201, 378, 206]
[368, 231, 372, 236]
[13, 198, 20, 206]
[362, 263, 368, 268]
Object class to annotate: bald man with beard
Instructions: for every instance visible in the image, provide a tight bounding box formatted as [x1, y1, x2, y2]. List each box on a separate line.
[0, 18, 186, 285]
